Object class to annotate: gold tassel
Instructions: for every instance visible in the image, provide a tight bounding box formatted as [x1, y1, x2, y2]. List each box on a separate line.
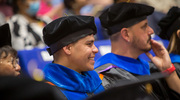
[64, 13, 69, 16]
[127, 0, 130, 3]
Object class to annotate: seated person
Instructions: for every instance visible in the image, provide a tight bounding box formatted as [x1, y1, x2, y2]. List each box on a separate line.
[95, 2, 180, 99]
[0, 23, 66, 100]
[43, 15, 104, 100]
[0, 23, 20, 76]
[158, 6, 180, 78]
[63, 0, 88, 15]
[7, 0, 52, 50]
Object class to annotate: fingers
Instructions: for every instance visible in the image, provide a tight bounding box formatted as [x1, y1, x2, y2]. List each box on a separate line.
[145, 52, 153, 60]
[151, 40, 165, 50]
[150, 39, 166, 56]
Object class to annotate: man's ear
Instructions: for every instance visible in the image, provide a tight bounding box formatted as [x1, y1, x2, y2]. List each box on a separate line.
[120, 28, 130, 42]
[177, 29, 180, 39]
[62, 45, 72, 55]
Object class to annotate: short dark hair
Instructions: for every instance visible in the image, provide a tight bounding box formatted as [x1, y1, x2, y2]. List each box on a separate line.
[8, 0, 25, 14]
[0, 45, 17, 59]
[64, 0, 75, 9]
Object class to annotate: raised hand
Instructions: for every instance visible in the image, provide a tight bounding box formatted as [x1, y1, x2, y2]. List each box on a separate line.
[145, 39, 172, 71]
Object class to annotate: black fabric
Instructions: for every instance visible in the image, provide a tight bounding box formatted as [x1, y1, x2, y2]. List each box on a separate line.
[87, 86, 154, 100]
[0, 23, 12, 47]
[0, 76, 66, 100]
[43, 15, 97, 55]
[174, 63, 180, 78]
[99, 2, 154, 35]
[43, 15, 96, 46]
[13, 21, 20, 37]
[47, 29, 94, 55]
[86, 71, 168, 100]
[149, 62, 180, 100]
[94, 63, 180, 100]
[158, 7, 180, 40]
[108, 16, 147, 35]
[44, 80, 68, 100]
[27, 24, 41, 44]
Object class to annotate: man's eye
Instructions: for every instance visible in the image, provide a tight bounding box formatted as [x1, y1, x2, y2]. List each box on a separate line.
[87, 43, 92, 46]
[142, 25, 146, 29]
[141, 23, 148, 29]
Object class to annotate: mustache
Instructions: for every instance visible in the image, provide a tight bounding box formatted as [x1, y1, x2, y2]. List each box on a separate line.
[147, 36, 151, 43]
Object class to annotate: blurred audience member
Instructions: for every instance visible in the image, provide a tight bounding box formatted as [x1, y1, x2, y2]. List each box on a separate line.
[81, 0, 113, 17]
[114, 0, 135, 3]
[0, 0, 13, 20]
[7, 0, 52, 50]
[0, 12, 6, 25]
[37, 0, 53, 17]
[63, 0, 88, 15]
[158, 7, 180, 78]
[0, 23, 65, 100]
[38, 0, 64, 20]
[136, 0, 180, 14]
[0, 23, 21, 76]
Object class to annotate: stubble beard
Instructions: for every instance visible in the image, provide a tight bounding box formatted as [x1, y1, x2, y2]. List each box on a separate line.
[141, 36, 152, 52]
[132, 36, 152, 53]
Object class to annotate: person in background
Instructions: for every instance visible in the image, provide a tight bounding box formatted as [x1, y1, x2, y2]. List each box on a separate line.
[0, 0, 13, 20]
[0, 23, 67, 100]
[63, 0, 88, 16]
[0, 23, 21, 76]
[37, 0, 53, 17]
[0, 0, 13, 25]
[158, 6, 180, 78]
[43, 15, 104, 100]
[37, 0, 64, 20]
[95, 2, 180, 99]
[81, 0, 113, 17]
[7, 0, 52, 50]
[0, 12, 6, 26]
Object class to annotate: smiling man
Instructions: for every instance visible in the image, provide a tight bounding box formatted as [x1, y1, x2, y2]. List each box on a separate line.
[42, 15, 104, 100]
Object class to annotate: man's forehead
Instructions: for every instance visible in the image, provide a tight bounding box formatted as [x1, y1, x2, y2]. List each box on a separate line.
[133, 19, 148, 27]
[138, 19, 148, 25]
[78, 34, 95, 42]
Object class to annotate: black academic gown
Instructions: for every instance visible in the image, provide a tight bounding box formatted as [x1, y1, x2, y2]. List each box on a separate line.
[94, 53, 180, 100]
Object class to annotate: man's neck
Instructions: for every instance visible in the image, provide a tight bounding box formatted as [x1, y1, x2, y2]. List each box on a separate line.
[111, 42, 142, 59]
[54, 58, 82, 74]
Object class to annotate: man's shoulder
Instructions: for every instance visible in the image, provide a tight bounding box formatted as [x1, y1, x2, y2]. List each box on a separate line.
[95, 64, 139, 88]
[95, 63, 113, 73]
[94, 53, 114, 68]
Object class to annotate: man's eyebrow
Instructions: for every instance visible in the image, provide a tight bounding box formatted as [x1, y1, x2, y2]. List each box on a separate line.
[141, 22, 148, 28]
[86, 39, 95, 43]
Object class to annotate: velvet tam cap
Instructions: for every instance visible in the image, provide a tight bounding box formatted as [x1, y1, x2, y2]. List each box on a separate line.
[43, 15, 97, 55]
[0, 23, 12, 48]
[158, 7, 180, 40]
[99, 2, 154, 35]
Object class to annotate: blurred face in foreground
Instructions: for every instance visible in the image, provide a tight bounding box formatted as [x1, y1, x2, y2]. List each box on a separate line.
[0, 52, 21, 76]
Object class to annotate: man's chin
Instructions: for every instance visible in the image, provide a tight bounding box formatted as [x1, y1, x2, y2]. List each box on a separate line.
[87, 65, 94, 71]
[146, 48, 152, 52]
[142, 46, 152, 53]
